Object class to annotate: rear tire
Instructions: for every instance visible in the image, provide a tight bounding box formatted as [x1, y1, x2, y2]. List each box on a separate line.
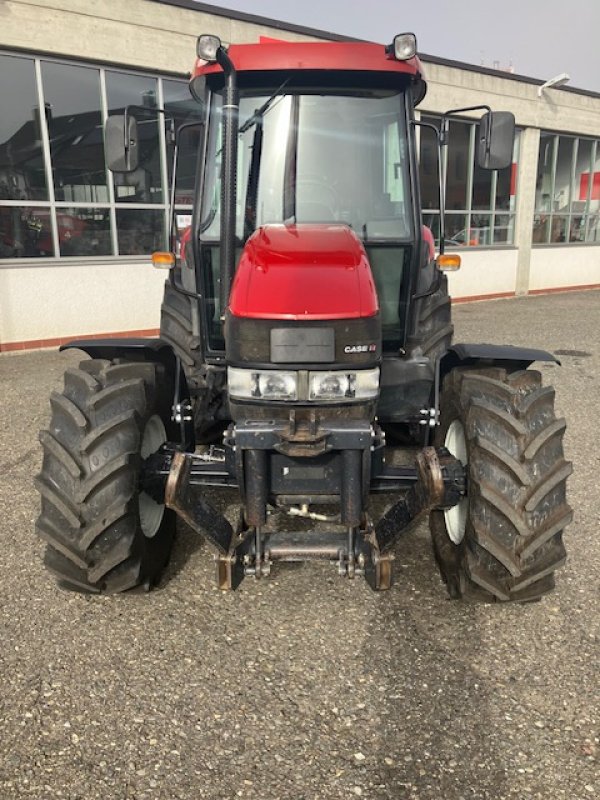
[160, 278, 204, 383]
[408, 272, 454, 361]
[430, 367, 572, 602]
[35, 359, 176, 593]
[390, 272, 453, 445]
[160, 278, 226, 442]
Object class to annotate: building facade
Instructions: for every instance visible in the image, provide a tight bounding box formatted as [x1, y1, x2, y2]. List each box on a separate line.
[1, 0, 599, 351]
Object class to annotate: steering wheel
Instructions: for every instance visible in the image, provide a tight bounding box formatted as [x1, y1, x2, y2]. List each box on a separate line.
[295, 176, 341, 221]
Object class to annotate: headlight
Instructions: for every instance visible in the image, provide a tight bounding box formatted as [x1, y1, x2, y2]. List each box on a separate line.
[228, 367, 298, 401]
[309, 368, 379, 401]
[227, 367, 379, 402]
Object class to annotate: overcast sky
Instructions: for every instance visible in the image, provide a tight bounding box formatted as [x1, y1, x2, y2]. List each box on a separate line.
[198, 0, 600, 93]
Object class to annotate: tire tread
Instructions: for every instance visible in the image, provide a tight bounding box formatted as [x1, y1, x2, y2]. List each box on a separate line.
[430, 366, 571, 602]
[36, 359, 175, 593]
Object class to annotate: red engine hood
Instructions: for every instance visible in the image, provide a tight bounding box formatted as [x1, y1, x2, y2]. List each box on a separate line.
[228, 224, 378, 320]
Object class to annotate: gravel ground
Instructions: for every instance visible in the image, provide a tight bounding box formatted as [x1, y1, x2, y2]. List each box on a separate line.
[0, 290, 598, 800]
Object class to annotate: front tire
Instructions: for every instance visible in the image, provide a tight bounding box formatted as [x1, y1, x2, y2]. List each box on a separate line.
[430, 367, 572, 602]
[35, 359, 176, 593]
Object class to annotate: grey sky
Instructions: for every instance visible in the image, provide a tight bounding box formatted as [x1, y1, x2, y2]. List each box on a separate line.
[197, 0, 600, 94]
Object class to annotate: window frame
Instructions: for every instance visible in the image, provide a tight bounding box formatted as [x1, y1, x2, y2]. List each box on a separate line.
[418, 112, 520, 248]
[0, 49, 196, 266]
[532, 130, 600, 247]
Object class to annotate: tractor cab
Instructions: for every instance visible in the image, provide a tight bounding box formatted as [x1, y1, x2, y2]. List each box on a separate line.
[193, 48, 420, 356]
[185, 38, 428, 363]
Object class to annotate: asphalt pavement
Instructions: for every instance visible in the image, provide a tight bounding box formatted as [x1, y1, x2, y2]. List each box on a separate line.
[0, 290, 598, 800]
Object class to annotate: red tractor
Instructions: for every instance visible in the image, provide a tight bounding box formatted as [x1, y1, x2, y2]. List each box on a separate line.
[36, 35, 571, 600]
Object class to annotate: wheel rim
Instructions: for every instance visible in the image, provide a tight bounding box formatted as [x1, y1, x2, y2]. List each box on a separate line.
[138, 415, 167, 539]
[443, 419, 468, 544]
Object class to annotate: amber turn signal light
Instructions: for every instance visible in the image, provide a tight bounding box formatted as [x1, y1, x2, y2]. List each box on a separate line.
[436, 253, 461, 271]
[151, 251, 176, 269]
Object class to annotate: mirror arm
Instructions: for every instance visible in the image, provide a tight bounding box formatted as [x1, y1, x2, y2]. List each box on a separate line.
[168, 120, 205, 251]
[440, 104, 491, 145]
[169, 139, 179, 252]
[412, 120, 446, 254]
[123, 103, 167, 119]
[215, 45, 239, 319]
[438, 131, 446, 255]
[437, 106, 492, 250]
[440, 104, 493, 165]
[441, 104, 491, 127]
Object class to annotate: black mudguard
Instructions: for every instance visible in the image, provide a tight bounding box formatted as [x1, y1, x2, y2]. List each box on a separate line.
[59, 337, 195, 448]
[440, 343, 559, 378]
[60, 337, 175, 364]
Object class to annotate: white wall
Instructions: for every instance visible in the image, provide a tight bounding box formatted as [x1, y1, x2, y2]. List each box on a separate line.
[0, 0, 317, 75]
[0, 261, 165, 345]
[446, 249, 519, 299]
[529, 246, 600, 291]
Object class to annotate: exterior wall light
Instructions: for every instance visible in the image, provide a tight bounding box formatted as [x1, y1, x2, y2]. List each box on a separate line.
[537, 73, 570, 97]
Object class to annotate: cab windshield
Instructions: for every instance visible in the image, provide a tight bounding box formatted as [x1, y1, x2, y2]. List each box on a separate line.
[201, 88, 412, 242]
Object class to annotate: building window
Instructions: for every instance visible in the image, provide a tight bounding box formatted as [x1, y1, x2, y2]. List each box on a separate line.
[43, 62, 108, 204]
[0, 55, 47, 204]
[0, 206, 53, 259]
[0, 50, 203, 261]
[42, 62, 112, 257]
[533, 131, 600, 244]
[106, 71, 163, 207]
[419, 114, 519, 247]
[0, 55, 49, 258]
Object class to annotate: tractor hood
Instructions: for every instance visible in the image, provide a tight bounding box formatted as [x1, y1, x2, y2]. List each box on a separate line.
[228, 224, 379, 321]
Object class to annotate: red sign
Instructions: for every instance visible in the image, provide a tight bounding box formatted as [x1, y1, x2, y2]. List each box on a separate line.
[579, 172, 600, 201]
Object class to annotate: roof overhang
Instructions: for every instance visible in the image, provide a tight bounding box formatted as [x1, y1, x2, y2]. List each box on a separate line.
[193, 41, 423, 81]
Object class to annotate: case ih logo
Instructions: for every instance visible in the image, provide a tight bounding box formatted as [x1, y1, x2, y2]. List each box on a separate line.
[344, 344, 377, 354]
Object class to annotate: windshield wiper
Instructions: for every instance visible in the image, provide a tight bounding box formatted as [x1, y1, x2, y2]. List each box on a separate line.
[238, 79, 290, 134]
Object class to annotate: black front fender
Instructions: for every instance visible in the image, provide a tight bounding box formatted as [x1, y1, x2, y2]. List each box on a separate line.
[59, 337, 194, 448]
[440, 343, 559, 378]
[60, 337, 175, 365]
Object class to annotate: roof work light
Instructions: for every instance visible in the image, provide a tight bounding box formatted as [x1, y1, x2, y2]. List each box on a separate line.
[197, 34, 222, 62]
[389, 33, 417, 61]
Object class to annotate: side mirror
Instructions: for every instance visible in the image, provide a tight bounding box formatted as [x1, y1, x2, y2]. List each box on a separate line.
[477, 111, 515, 170]
[105, 114, 139, 173]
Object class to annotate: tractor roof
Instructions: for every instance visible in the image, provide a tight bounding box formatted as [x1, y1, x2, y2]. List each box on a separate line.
[192, 40, 424, 82]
